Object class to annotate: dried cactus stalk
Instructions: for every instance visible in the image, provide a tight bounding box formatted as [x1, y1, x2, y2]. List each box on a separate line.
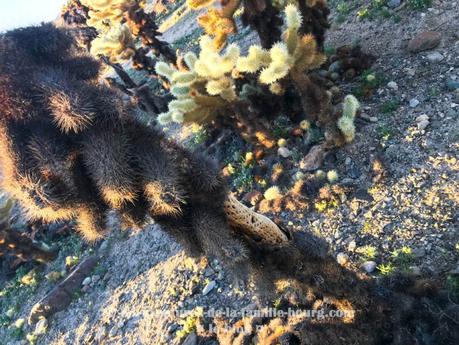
[224, 194, 289, 244]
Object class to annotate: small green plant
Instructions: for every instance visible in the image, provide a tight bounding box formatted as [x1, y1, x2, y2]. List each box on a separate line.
[408, 0, 432, 10]
[446, 275, 459, 303]
[357, 0, 395, 20]
[391, 246, 414, 270]
[314, 199, 339, 213]
[354, 70, 385, 97]
[324, 44, 336, 57]
[176, 307, 204, 340]
[360, 221, 373, 234]
[358, 245, 378, 259]
[380, 99, 400, 114]
[377, 124, 392, 141]
[378, 262, 395, 276]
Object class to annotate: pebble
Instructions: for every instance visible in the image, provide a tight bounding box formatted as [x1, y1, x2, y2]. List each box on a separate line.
[167, 323, 179, 334]
[347, 240, 357, 252]
[387, 0, 401, 8]
[328, 61, 342, 73]
[426, 51, 444, 63]
[410, 266, 422, 276]
[34, 318, 48, 335]
[330, 72, 340, 81]
[409, 98, 420, 108]
[446, 79, 459, 91]
[277, 147, 291, 158]
[408, 31, 442, 53]
[387, 81, 398, 91]
[416, 114, 430, 130]
[95, 326, 107, 342]
[361, 261, 377, 273]
[202, 280, 217, 295]
[82, 277, 91, 286]
[336, 253, 349, 266]
[182, 332, 198, 345]
[92, 275, 100, 284]
[99, 241, 109, 251]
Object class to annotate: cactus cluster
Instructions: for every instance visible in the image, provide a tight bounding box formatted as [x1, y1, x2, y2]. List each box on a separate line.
[0, 24, 242, 268]
[81, 0, 175, 65]
[156, 5, 325, 128]
[188, 0, 329, 50]
[155, 36, 240, 125]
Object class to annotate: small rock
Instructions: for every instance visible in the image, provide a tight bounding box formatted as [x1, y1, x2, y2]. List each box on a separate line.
[202, 280, 217, 295]
[92, 275, 100, 284]
[408, 31, 442, 53]
[416, 114, 429, 122]
[167, 323, 179, 334]
[82, 277, 91, 286]
[109, 325, 118, 337]
[410, 266, 422, 276]
[413, 247, 426, 258]
[328, 61, 342, 73]
[95, 326, 107, 342]
[387, 81, 398, 91]
[416, 114, 430, 130]
[369, 116, 378, 123]
[299, 144, 327, 171]
[34, 318, 48, 335]
[347, 240, 357, 252]
[387, 0, 401, 8]
[336, 253, 349, 266]
[361, 261, 377, 273]
[318, 69, 329, 78]
[426, 51, 444, 63]
[330, 72, 340, 81]
[203, 267, 214, 277]
[99, 241, 109, 251]
[405, 68, 416, 77]
[446, 79, 459, 91]
[277, 147, 291, 158]
[409, 98, 420, 108]
[182, 332, 198, 345]
[417, 120, 429, 130]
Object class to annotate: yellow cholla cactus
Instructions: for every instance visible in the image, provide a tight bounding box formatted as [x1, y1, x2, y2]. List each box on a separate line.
[90, 23, 135, 62]
[155, 36, 240, 125]
[236, 4, 324, 88]
[337, 95, 360, 143]
[198, 8, 236, 49]
[264, 186, 283, 201]
[187, 0, 216, 10]
[81, 0, 135, 31]
[258, 4, 325, 85]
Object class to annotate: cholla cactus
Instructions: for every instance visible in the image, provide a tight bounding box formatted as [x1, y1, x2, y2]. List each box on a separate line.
[256, 5, 326, 86]
[155, 36, 240, 125]
[198, 8, 237, 50]
[157, 5, 324, 127]
[82, 0, 175, 65]
[90, 23, 135, 62]
[81, 0, 133, 31]
[337, 95, 359, 143]
[272, 0, 330, 49]
[189, 0, 329, 50]
[1, 24, 328, 281]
